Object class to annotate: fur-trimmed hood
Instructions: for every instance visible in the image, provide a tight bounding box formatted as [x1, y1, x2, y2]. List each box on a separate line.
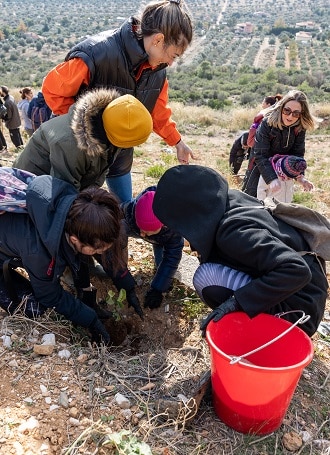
[71, 88, 121, 158]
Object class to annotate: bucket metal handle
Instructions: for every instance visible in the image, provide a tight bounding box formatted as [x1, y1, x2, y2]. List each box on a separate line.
[229, 310, 310, 365]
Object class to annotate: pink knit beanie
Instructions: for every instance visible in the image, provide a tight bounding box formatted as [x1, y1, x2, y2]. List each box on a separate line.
[135, 191, 164, 232]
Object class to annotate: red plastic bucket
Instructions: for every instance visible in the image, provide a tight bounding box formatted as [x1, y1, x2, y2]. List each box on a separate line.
[206, 312, 314, 435]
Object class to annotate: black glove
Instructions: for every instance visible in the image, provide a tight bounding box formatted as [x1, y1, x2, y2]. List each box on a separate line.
[89, 318, 111, 345]
[79, 288, 112, 320]
[126, 289, 144, 320]
[144, 288, 163, 309]
[200, 296, 240, 337]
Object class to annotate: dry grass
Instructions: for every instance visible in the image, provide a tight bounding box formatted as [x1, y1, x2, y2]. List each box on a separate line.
[171, 102, 330, 135]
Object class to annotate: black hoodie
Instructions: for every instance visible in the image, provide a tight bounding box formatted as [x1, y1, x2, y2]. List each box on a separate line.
[153, 165, 328, 336]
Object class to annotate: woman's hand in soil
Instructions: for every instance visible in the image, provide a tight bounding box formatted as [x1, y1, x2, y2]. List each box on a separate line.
[89, 317, 111, 345]
[144, 288, 163, 309]
[126, 289, 144, 320]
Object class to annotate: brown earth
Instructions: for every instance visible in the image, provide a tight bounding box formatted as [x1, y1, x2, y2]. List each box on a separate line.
[0, 126, 329, 454]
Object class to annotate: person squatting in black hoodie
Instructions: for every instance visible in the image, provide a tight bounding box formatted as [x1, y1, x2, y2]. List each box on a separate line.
[153, 165, 328, 337]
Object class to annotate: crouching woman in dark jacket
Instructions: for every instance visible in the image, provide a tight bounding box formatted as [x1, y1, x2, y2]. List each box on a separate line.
[0, 169, 124, 344]
[153, 165, 328, 337]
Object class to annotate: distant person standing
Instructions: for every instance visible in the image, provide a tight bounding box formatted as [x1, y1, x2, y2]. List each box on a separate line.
[246, 94, 283, 149]
[18, 87, 34, 138]
[229, 131, 250, 175]
[27, 91, 52, 132]
[42, 0, 195, 203]
[0, 86, 23, 148]
[0, 98, 8, 152]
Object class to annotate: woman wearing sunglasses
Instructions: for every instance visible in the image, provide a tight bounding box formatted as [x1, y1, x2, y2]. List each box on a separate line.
[242, 90, 315, 199]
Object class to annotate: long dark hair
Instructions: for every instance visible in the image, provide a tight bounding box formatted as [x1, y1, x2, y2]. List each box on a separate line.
[264, 94, 282, 106]
[65, 187, 125, 271]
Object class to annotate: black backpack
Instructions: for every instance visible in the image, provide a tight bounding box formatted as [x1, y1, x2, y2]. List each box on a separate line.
[31, 105, 50, 131]
[0, 102, 7, 120]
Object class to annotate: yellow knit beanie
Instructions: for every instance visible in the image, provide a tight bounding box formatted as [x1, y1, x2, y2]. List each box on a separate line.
[102, 95, 153, 148]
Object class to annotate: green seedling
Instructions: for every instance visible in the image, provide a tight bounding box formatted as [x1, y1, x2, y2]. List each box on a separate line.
[105, 288, 126, 321]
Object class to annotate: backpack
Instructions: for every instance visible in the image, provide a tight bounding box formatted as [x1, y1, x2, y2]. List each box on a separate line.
[0, 167, 35, 213]
[0, 167, 46, 318]
[263, 197, 330, 262]
[31, 105, 50, 131]
[0, 102, 7, 120]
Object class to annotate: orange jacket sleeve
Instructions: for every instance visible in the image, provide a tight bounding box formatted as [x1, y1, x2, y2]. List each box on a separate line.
[151, 79, 181, 146]
[42, 59, 90, 115]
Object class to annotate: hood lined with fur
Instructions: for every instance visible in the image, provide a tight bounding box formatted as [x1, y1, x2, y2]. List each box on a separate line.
[71, 88, 121, 158]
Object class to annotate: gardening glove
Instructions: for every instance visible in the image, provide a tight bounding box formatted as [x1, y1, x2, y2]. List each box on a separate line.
[89, 317, 111, 345]
[200, 296, 240, 337]
[126, 288, 144, 320]
[144, 288, 163, 309]
[268, 178, 281, 194]
[79, 288, 112, 320]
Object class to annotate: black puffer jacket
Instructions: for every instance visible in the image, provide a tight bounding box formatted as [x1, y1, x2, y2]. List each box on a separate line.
[66, 18, 167, 113]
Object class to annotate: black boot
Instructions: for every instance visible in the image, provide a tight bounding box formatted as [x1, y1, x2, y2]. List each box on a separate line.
[79, 288, 113, 320]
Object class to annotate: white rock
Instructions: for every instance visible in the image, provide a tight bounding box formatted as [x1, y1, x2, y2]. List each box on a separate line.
[2, 335, 12, 348]
[40, 384, 49, 396]
[69, 417, 80, 426]
[94, 387, 106, 394]
[121, 409, 132, 420]
[115, 392, 131, 409]
[45, 397, 52, 404]
[59, 391, 69, 408]
[58, 349, 71, 359]
[313, 439, 330, 449]
[17, 416, 39, 433]
[41, 333, 56, 345]
[300, 431, 311, 442]
[49, 405, 60, 412]
[8, 359, 19, 368]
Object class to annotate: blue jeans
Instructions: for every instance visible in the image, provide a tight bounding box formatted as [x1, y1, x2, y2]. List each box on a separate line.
[106, 172, 132, 203]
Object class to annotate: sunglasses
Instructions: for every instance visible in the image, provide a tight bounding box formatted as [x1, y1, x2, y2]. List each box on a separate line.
[282, 106, 301, 118]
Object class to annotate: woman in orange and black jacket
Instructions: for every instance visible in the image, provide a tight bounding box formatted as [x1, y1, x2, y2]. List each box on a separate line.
[42, 0, 195, 203]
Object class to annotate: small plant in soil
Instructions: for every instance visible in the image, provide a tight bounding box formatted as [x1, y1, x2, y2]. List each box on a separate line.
[105, 288, 126, 321]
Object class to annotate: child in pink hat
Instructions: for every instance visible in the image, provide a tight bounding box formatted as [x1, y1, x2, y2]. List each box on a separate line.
[257, 154, 313, 202]
[118, 187, 184, 311]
